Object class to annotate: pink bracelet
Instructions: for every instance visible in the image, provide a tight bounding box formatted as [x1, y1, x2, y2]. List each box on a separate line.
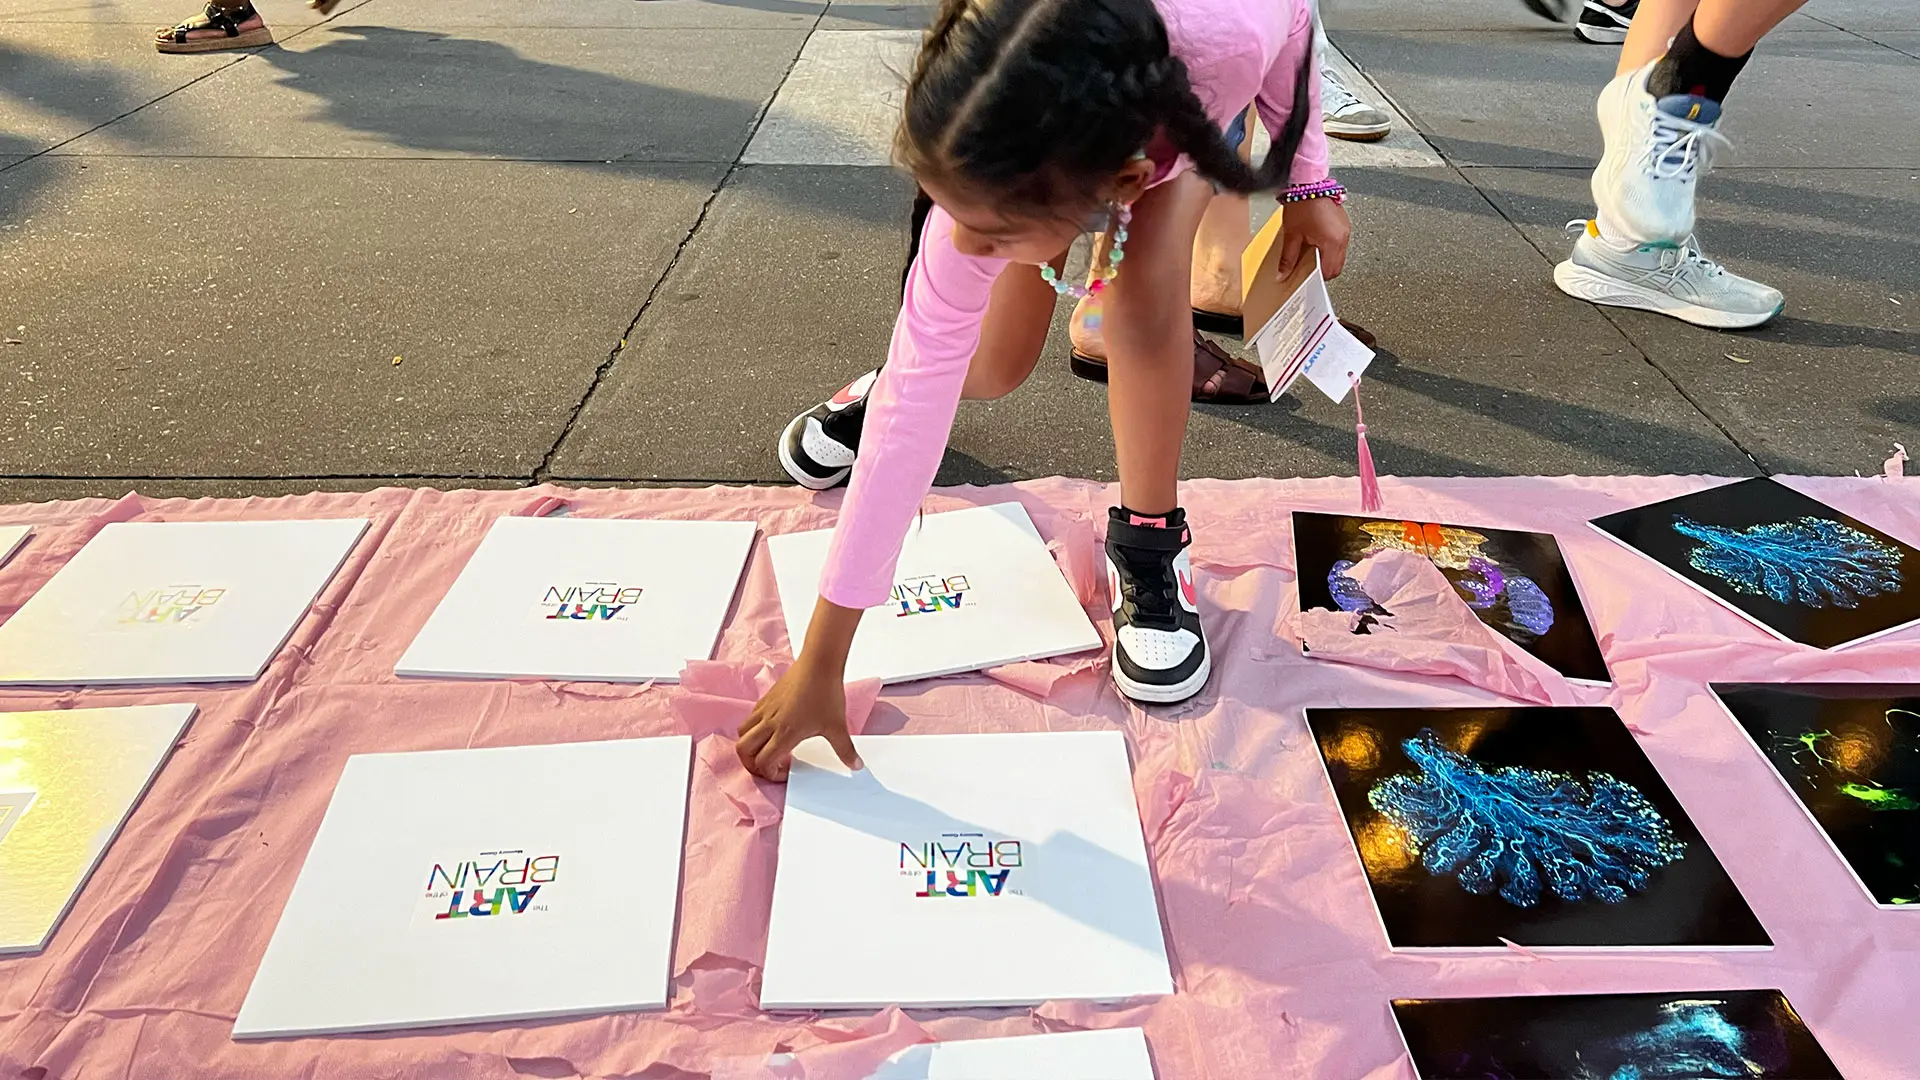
[1281, 178, 1346, 205]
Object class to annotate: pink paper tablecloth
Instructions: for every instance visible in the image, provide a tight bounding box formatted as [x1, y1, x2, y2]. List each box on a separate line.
[1, 476, 1917, 1080]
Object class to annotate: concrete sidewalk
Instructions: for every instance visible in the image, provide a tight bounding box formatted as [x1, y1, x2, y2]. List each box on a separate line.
[0, 0, 1913, 503]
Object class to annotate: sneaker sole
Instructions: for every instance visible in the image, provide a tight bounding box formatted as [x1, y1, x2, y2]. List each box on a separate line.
[1575, 22, 1629, 43]
[777, 413, 851, 491]
[1554, 260, 1782, 329]
[1325, 119, 1392, 141]
[1111, 647, 1212, 705]
[156, 26, 272, 51]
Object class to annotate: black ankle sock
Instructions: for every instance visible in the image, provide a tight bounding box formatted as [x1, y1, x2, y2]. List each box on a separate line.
[1647, 17, 1751, 103]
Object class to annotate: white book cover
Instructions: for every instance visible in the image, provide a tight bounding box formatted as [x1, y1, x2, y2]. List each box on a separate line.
[0, 519, 369, 686]
[0, 524, 30, 568]
[0, 704, 198, 954]
[396, 516, 757, 683]
[761, 731, 1172, 1010]
[767, 502, 1102, 685]
[869, 1028, 1155, 1079]
[234, 736, 693, 1038]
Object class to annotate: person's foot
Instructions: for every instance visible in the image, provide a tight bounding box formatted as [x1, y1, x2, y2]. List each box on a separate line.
[1592, 61, 1729, 245]
[1519, 0, 1576, 21]
[1321, 67, 1391, 142]
[1554, 224, 1783, 329]
[1105, 508, 1210, 704]
[777, 370, 874, 490]
[1574, 0, 1636, 43]
[155, 1, 271, 52]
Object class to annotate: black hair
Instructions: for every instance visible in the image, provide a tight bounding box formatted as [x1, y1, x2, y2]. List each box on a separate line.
[896, 0, 1314, 221]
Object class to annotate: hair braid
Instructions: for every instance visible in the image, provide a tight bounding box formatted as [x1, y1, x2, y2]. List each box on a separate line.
[1152, 49, 1314, 194]
[898, 0, 1318, 219]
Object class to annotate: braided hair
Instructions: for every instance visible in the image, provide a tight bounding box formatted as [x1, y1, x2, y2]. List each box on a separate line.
[897, 0, 1315, 221]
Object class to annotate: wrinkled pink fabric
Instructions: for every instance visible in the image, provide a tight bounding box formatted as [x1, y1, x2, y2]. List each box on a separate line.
[818, 0, 1326, 611]
[713, 1007, 934, 1080]
[1, 476, 1917, 1080]
[1287, 548, 1578, 705]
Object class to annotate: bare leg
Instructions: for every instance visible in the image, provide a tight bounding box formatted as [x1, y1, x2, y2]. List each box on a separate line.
[1190, 105, 1255, 315]
[1189, 194, 1251, 316]
[1619, 0, 1699, 71]
[960, 252, 1066, 401]
[1692, 0, 1808, 55]
[1620, 0, 1804, 71]
[1102, 172, 1215, 516]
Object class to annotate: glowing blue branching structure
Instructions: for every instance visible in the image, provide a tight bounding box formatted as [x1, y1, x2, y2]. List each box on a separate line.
[1368, 730, 1687, 907]
[1578, 1000, 1767, 1080]
[1673, 515, 1904, 609]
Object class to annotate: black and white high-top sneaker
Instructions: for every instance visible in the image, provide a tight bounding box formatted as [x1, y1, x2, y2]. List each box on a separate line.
[777, 369, 876, 490]
[1104, 507, 1210, 704]
[1574, 0, 1636, 43]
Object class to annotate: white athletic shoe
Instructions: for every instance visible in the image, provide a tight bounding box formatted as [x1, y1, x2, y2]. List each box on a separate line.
[1592, 61, 1729, 245]
[1104, 508, 1210, 705]
[1321, 67, 1392, 141]
[1554, 224, 1784, 329]
[777, 369, 875, 490]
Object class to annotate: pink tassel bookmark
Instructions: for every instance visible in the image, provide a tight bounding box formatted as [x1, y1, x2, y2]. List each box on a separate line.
[1353, 377, 1383, 512]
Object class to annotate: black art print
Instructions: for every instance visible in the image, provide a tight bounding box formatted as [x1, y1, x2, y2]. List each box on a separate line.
[1306, 707, 1770, 949]
[1715, 683, 1920, 907]
[1392, 990, 1843, 1079]
[1292, 512, 1609, 683]
[1591, 478, 1920, 650]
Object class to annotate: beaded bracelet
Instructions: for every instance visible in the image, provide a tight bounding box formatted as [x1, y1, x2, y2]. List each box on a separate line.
[1280, 178, 1347, 205]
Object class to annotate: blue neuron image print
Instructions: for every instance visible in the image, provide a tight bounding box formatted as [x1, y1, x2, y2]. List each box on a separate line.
[1576, 1000, 1774, 1080]
[1672, 514, 1904, 610]
[1367, 730, 1687, 907]
[1390, 989, 1844, 1080]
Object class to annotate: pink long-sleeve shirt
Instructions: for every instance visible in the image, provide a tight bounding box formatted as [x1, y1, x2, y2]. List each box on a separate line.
[818, 0, 1329, 610]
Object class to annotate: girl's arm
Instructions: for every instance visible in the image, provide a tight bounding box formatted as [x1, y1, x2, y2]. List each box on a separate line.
[1254, 0, 1332, 188]
[738, 204, 1006, 781]
[818, 204, 1007, 611]
[1258, 3, 1351, 278]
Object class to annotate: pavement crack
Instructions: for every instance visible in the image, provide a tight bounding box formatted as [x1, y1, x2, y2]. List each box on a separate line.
[530, 5, 831, 483]
[1453, 169, 1770, 477]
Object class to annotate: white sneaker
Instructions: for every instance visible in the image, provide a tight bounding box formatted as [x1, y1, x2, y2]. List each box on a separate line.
[1321, 67, 1391, 142]
[1554, 224, 1784, 329]
[1592, 61, 1729, 245]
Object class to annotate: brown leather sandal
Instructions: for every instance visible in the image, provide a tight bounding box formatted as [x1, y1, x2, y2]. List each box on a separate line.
[309, 0, 342, 14]
[1192, 307, 1244, 337]
[1069, 332, 1269, 404]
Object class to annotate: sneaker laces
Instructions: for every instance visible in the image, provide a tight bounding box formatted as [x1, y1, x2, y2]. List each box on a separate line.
[1654, 235, 1728, 283]
[1113, 546, 1180, 631]
[1320, 69, 1364, 115]
[1644, 109, 1729, 182]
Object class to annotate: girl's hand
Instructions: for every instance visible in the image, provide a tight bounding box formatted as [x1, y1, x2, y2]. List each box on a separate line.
[736, 597, 865, 782]
[1276, 196, 1352, 281]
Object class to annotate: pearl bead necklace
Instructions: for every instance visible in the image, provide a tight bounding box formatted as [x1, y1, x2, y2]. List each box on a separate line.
[1038, 202, 1132, 299]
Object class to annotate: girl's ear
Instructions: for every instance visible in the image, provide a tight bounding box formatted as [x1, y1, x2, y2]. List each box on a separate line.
[1106, 154, 1157, 206]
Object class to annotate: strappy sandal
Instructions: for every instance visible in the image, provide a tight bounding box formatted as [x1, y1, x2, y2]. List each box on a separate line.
[1191, 307, 1244, 337]
[155, 1, 272, 52]
[309, 0, 343, 14]
[1069, 332, 1270, 404]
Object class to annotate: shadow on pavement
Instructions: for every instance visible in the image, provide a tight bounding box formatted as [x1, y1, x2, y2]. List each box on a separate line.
[239, 25, 906, 225]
